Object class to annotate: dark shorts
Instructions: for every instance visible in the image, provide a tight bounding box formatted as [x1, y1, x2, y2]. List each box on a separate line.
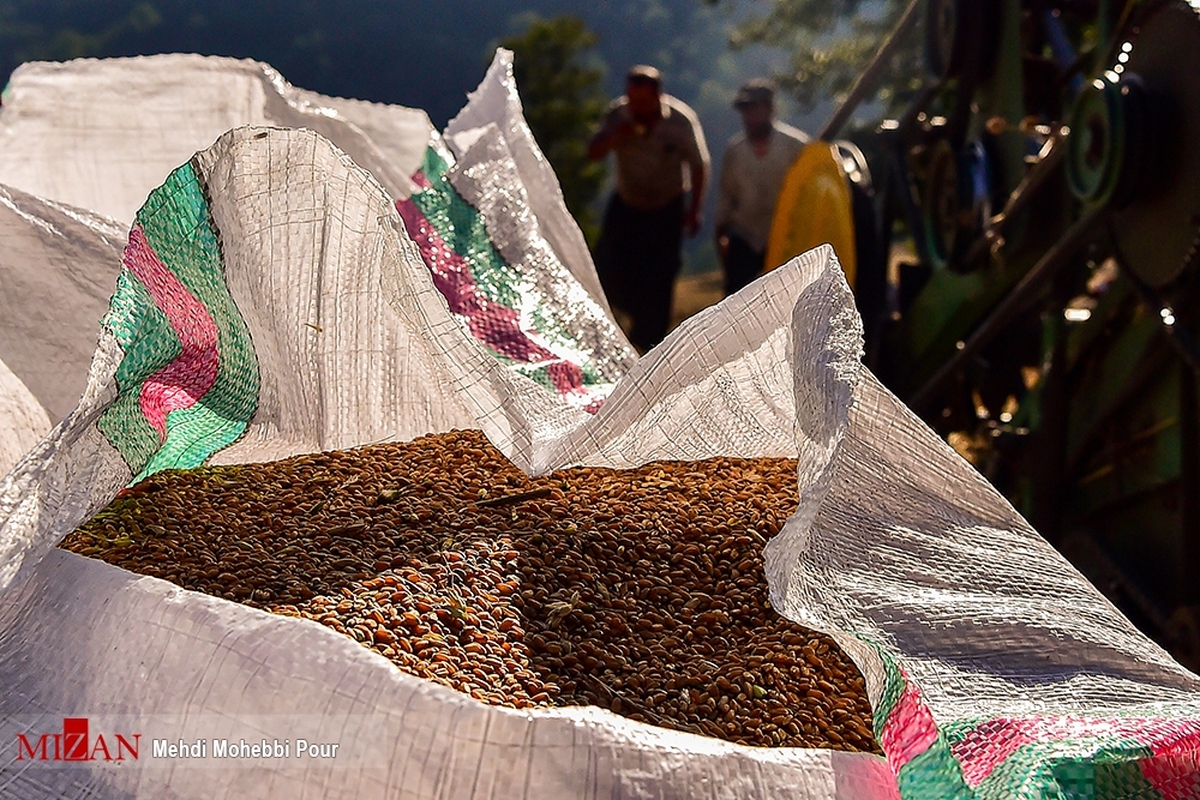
[593, 194, 684, 352]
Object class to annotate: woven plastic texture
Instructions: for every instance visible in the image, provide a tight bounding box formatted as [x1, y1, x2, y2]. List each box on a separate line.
[0, 181, 125, 419]
[0, 52, 611, 319]
[0, 53, 1198, 800]
[397, 130, 635, 414]
[0, 358, 49, 477]
[0, 53, 431, 225]
[444, 50, 613, 315]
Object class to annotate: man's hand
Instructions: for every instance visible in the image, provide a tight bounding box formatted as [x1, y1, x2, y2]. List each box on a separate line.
[611, 119, 642, 148]
[587, 119, 640, 160]
[715, 229, 730, 264]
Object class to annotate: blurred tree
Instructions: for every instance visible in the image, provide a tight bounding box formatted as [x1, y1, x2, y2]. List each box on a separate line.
[704, 0, 922, 118]
[499, 14, 609, 245]
[0, 1, 161, 69]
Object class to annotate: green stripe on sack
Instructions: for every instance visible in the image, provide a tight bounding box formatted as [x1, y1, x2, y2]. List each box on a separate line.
[976, 739, 1155, 800]
[1091, 759, 1162, 800]
[412, 148, 592, 357]
[858, 640, 974, 799]
[136, 162, 259, 435]
[410, 148, 524, 310]
[491, 351, 607, 397]
[98, 268, 184, 466]
[1051, 758, 1161, 800]
[971, 739, 1152, 799]
[97, 161, 259, 481]
[896, 737, 974, 800]
[138, 405, 250, 478]
[867, 637, 905, 734]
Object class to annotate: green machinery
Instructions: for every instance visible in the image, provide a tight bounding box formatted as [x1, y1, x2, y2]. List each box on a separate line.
[832, 0, 1200, 667]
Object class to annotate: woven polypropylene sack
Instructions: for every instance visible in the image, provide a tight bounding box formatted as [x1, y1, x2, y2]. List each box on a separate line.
[395, 119, 635, 415]
[0, 183, 126, 468]
[0, 53, 429, 226]
[0, 59, 1198, 800]
[764, 307, 1200, 799]
[443, 50, 613, 313]
[0, 358, 50, 477]
[0, 50, 613, 320]
[0, 122, 899, 799]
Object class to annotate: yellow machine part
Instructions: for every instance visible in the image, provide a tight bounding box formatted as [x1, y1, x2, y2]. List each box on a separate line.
[765, 142, 857, 289]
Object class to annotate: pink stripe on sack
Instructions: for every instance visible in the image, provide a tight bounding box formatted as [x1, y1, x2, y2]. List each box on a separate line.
[1145, 723, 1200, 756]
[1140, 729, 1200, 800]
[123, 225, 220, 435]
[396, 198, 588, 398]
[951, 715, 1200, 788]
[879, 678, 939, 773]
[546, 360, 586, 398]
[951, 717, 1039, 786]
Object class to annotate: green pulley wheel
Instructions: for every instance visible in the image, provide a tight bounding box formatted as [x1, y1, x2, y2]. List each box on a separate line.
[1066, 74, 1149, 211]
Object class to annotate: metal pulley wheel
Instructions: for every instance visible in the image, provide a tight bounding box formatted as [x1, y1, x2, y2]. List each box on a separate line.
[920, 139, 959, 270]
[919, 136, 996, 274]
[1066, 73, 1152, 211]
[1103, 1, 1200, 287]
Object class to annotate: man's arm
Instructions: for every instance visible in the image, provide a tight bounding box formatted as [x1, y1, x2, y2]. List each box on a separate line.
[588, 125, 629, 160]
[587, 107, 634, 161]
[675, 98, 711, 238]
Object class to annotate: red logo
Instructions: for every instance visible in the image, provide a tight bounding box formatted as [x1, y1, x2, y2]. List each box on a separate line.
[16, 718, 140, 762]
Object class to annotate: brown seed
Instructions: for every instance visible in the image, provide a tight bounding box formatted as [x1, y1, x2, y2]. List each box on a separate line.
[60, 429, 878, 753]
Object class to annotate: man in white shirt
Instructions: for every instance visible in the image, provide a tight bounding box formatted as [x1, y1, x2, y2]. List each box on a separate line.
[588, 65, 710, 352]
[714, 79, 808, 296]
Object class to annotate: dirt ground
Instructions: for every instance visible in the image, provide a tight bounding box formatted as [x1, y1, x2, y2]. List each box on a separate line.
[670, 270, 726, 331]
[603, 270, 726, 350]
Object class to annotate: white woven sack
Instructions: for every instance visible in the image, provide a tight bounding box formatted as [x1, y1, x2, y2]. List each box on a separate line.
[0, 50, 612, 319]
[0, 358, 50, 477]
[0, 53, 427, 225]
[0, 51, 1196, 800]
[0, 120, 897, 799]
[0, 182, 125, 421]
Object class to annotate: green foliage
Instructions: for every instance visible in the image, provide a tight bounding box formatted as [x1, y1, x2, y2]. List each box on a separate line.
[707, 0, 923, 118]
[0, 1, 162, 66]
[499, 14, 609, 245]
